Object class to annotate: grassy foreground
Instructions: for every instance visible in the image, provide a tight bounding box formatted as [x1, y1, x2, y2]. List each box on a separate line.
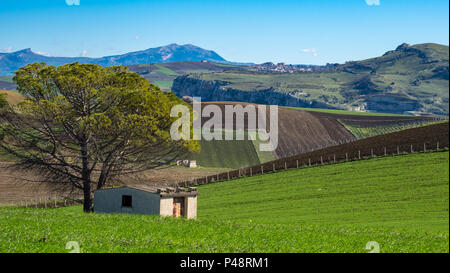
[199, 151, 449, 232]
[0, 205, 447, 253]
[0, 152, 448, 253]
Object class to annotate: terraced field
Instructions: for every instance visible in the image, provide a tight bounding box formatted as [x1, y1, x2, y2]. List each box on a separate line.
[341, 121, 441, 139]
[191, 102, 434, 166]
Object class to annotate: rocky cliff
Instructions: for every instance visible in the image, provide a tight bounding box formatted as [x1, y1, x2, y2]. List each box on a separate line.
[172, 75, 334, 109]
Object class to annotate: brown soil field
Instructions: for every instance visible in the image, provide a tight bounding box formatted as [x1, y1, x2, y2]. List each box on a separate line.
[180, 122, 449, 186]
[0, 89, 25, 105]
[200, 101, 431, 158]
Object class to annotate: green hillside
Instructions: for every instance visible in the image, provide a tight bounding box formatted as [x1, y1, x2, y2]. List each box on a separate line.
[190, 130, 275, 169]
[191, 138, 260, 169]
[128, 61, 243, 91]
[199, 151, 449, 232]
[0, 151, 448, 253]
[178, 43, 449, 116]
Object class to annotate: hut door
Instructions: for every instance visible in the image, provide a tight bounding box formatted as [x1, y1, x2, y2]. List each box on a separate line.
[173, 197, 185, 217]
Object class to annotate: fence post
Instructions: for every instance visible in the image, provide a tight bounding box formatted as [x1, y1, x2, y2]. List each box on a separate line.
[285, 162, 287, 170]
[358, 150, 361, 160]
[320, 156, 323, 165]
[273, 163, 275, 172]
[55, 200, 57, 208]
[261, 165, 264, 174]
[64, 200, 67, 207]
[44, 199, 47, 208]
[424, 143, 426, 152]
[250, 168, 252, 177]
[437, 141, 440, 150]
[371, 149, 374, 157]
[397, 146, 400, 155]
[411, 144, 413, 153]
[345, 153, 348, 161]
[384, 147, 387, 156]
[309, 158, 311, 167]
[296, 160, 299, 169]
[333, 154, 336, 163]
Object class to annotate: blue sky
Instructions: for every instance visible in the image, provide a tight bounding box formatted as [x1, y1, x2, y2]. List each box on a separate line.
[0, 0, 448, 64]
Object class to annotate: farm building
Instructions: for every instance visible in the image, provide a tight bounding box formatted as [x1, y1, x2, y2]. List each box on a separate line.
[94, 185, 198, 219]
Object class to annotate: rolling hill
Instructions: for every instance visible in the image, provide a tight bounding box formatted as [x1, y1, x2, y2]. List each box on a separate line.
[187, 102, 435, 168]
[0, 90, 437, 169]
[127, 61, 244, 91]
[1, 151, 448, 253]
[172, 43, 449, 116]
[198, 151, 449, 233]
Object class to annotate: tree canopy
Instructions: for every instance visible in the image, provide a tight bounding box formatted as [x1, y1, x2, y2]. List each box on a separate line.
[0, 62, 198, 212]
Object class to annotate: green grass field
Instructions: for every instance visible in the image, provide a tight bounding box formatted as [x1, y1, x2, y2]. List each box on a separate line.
[154, 64, 179, 76]
[191, 130, 274, 169]
[0, 151, 448, 253]
[341, 121, 447, 139]
[199, 151, 449, 232]
[153, 80, 173, 90]
[191, 138, 260, 169]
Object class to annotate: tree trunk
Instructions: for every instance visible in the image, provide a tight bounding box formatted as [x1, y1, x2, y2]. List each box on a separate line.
[83, 182, 92, 212]
[81, 140, 92, 212]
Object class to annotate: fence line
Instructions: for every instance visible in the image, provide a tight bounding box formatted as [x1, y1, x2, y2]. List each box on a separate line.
[176, 138, 449, 188]
[0, 197, 83, 209]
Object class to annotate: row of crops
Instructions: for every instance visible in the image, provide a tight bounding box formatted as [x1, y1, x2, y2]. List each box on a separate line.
[340, 120, 445, 139]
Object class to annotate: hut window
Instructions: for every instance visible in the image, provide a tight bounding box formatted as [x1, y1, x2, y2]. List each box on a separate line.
[122, 195, 132, 208]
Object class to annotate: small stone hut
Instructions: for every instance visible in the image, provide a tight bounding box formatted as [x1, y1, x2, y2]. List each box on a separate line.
[94, 185, 198, 219]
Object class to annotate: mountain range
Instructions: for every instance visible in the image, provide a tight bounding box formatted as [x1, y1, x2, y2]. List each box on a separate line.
[1, 42, 448, 116]
[0, 44, 228, 75]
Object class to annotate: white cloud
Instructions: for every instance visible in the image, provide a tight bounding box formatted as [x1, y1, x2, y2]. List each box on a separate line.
[36, 51, 52, 57]
[302, 48, 318, 57]
[1, 46, 13, 53]
[80, 50, 88, 57]
[365, 0, 380, 6]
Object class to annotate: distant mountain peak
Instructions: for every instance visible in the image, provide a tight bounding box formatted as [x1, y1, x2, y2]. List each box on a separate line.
[11, 48, 33, 54]
[0, 44, 230, 75]
[396, 43, 411, 50]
